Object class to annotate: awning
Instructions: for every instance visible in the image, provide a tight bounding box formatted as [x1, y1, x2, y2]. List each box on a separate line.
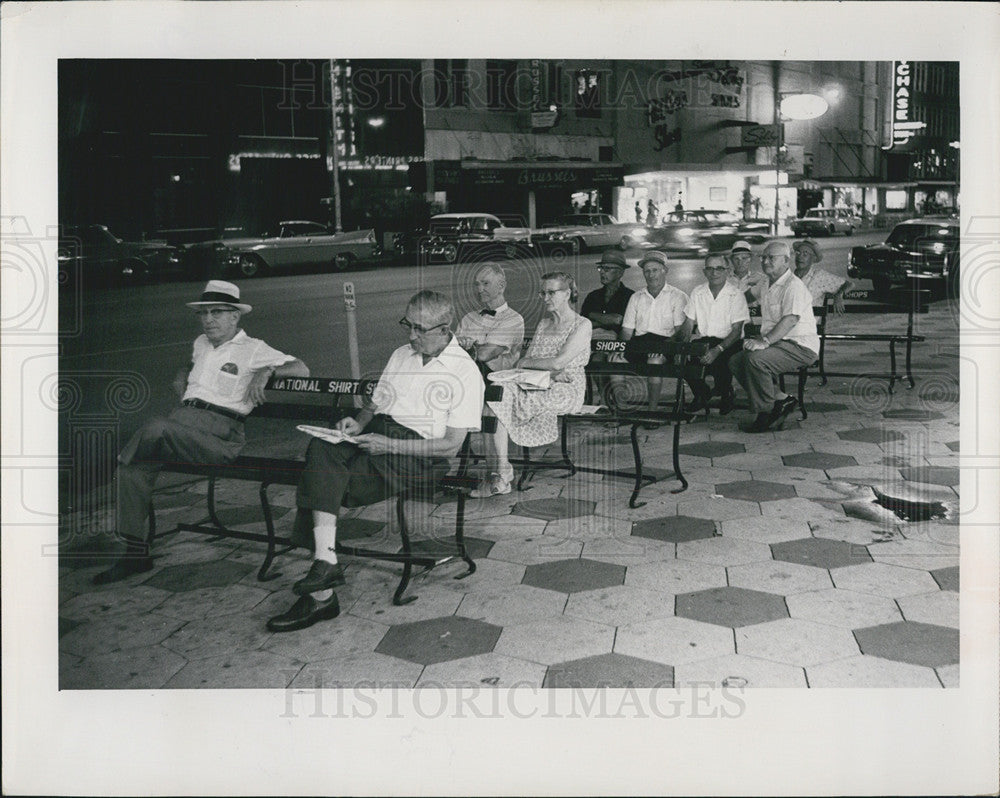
[431, 160, 624, 191]
[797, 180, 918, 190]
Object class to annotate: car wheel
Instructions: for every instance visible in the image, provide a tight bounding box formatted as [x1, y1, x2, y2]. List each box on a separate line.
[871, 275, 892, 298]
[574, 237, 587, 254]
[333, 252, 354, 271]
[442, 243, 458, 264]
[121, 258, 151, 284]
[238, 254, 267, 278]
[946, 264, 960, 300]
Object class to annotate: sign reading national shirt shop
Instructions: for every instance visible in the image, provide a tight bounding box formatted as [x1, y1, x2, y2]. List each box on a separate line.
[884, 61, 925, 151]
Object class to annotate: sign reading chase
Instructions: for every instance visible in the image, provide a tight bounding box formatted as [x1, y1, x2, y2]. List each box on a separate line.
[884, 61, 926, 151]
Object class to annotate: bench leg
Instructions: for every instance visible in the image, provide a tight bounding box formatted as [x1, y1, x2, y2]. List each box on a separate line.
[253, 481, 285, 581]
[516, 445, 532, 490]
[670, 421, 688, 494]
[904, 337, 916, 388]
[818, 337, 828, 386]
[392, 494, 418, 606]
[798, 368, 808, 420]
[888, 340, 898, 393]
[452, 491, 476, 580]
[559, 416, 577, 477]
[203, 477, 230, 543]
[628, 423, 646, 509]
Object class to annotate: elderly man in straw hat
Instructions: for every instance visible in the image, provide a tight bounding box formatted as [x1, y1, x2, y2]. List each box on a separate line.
[792, 239, 854, 313]
[92, 280, 310, 585]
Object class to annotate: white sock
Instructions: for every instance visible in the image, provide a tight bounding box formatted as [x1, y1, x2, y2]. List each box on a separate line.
[313, 523, 338, 565]
[311, 588, 334, 601]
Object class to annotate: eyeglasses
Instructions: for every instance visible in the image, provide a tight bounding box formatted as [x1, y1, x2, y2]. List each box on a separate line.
[596, 265, 623, 272]
[194, 308, 237, 318]
[399, 317, 448, 335]
[538, 287, 570, 298]
[761, 254, 788, 263]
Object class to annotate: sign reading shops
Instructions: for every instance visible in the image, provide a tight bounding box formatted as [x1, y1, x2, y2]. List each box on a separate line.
[433, 162, 624, 191]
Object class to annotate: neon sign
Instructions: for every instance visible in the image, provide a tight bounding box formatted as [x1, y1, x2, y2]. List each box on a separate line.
[885, 61, 926, 150]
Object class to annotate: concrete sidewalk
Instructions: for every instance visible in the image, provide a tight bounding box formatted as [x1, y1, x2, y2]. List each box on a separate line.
[58, 298, 960, 689]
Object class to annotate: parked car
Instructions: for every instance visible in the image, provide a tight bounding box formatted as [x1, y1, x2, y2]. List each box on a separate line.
[57, 224, 185, 286]
[790, 207, 861, 237]
[181, 221, 336, 278]
[227, 223, 380, 277]
[534, 213, 649, 252]
[847, 216, 959, 297]
[419, 213, 535, 264]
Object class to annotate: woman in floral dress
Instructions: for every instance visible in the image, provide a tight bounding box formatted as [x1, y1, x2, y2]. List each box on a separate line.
[472, 272, 593, 497]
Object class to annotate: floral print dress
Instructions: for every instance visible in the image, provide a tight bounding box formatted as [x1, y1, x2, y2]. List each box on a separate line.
[488, 313, 591, 447]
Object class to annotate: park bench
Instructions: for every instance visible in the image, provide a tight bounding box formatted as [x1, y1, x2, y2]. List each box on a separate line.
[511, 339, 709, 508]
[149, 376, 501, 605]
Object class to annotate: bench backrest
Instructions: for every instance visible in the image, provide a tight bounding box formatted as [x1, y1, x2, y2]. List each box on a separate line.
[586, 340, 709, 413]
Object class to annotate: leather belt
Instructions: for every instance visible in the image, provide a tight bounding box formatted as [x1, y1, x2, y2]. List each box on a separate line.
[182, 398, 246, 422]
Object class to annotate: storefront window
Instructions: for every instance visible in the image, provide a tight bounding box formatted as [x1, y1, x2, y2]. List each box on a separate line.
[885, 190, 908, 210]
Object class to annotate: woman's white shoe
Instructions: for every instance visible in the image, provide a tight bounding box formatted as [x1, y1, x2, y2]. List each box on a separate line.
[470, 473, 512, 498]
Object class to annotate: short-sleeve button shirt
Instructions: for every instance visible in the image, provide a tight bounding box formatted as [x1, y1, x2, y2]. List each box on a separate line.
[581, 284, 635, 334]
[760, 269, 820, 356]
[183, 329, 296, 416]
[799, 267, 848, 305]
[685, 281, 750, 339]
[622, 284, 688, 337]
[455, 303, 525, 372]
[371, 336, 485, 440]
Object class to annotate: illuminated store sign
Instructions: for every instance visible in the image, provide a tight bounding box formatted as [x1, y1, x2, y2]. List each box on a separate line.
[885, 61, 926, 151]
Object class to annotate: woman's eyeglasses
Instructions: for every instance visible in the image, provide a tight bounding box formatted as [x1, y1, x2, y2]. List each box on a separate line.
[399, 317, 448, 335]
[538, 288, 569, 298]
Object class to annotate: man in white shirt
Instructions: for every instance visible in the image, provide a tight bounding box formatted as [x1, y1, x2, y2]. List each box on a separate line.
[456, 263, 525, 375]
[93, 280, 310, 585]
[793, 239, 853, 313]
[621, 250, 689, 411]
[729, 241, 820, 432]
[727, 239, 766, 306]
[680, 254, 750, 414]
[268, 290, 485, 632]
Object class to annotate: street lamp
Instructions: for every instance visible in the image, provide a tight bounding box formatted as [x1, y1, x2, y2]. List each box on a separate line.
[772, 89, 836, 235]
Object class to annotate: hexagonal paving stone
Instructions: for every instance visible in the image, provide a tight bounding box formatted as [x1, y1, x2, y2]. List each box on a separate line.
[931, 565, 958, 592]
[899, 466, 960, 486]
[786, 589, 902, 629]
[799, 401, 850, 413]
[715, 480, 797, 502]
[60, 612, 186, 657]
[937, 664, 959, 688]
[718, 517, 811, 544]
[832, 562, 940, 598]
[457, 585, 567, 627]
[897, 591, 959, 628]
[727, 561, 834, 596]
[632, 515, 717, 544]
[615, 616, 735, 666]
[60, 645, 188, 690]
[837, 428, 907, 444]
[737, 618, 860, 667]
[781, 452, 858, 470]
[59, 584, 172, 621]
[290, 652, 423, 689]
[676, 536, 772, 568]
[143, 559, 255, 592]
[163, 649, 303, 689]
[375, 616, 501, 665]
[543, 652, 674, 688]
[522, 557, 625, 594]
[677, 440, 746, 458]
[806, 655, 942, 688]
[673, 653, 808, 688]
[626, 559, 727, 595]
[944, 440, 959, 452]
[771, 537, 872, 569]
[881, 409, 944, 421]
[676, 586, 787, 628]
[417, 652, 547, 689]
[511, 498, 596, 521]
[398, 536, 494, 560]
[162, 611, 274, 661]
[494, 615, 614, 665]
[854, 621, 958, 668]
[564, 584, 674, 627]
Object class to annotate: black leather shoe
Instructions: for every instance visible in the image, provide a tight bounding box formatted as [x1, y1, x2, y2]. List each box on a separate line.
[771, 396, 798, 428]
[718, 390, 736, 416]
[266, 594, 340, 633]
[687, 393, 711, 414]
[741, 412, 775, 433]
[92, 554, 154, 585]
[292, 559, 346, 596]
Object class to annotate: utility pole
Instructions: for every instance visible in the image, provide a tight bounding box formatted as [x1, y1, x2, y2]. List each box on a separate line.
[329, 59, 344, 232]
[772, 61, 782, 237]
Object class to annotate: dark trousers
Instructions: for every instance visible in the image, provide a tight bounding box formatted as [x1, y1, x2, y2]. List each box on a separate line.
[292, 414, 449, 548]
[624, 332, 672, 364]
[686, 336, 742, 399]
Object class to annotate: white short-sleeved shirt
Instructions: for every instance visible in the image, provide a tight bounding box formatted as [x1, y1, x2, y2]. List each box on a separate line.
[183, 329, 296, 415]
[729, 271, 765, 304]
[760, 269, 820, 356]
[799, 267, 847, 305]
[371, 336, 485, 439]
[685, 281, 750, 339]
[455, 303, 525, 371]
[622, 285, 688, 337]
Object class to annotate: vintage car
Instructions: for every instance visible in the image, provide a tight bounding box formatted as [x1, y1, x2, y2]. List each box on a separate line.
[624, 209, 760, 256]
[419, 213, 535, 263]
[534, 213, 650, 252]
[848, 216, 959, 297]
[226, 222, 380, 277]
[790, 207, 861, 237]
[181, 221, 336, 277]
[58, 224, 185, 286]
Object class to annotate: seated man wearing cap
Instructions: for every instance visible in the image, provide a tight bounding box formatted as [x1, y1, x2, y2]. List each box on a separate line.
[727, 240, 766, 306]
[93, 280, 310, 585]
[455, 263, 525, 378]
[581, 250, 635, 342]
[267, 290, 484, 632]
[728, 241, 819, 433]
[793, 239, 853, 313]
[621, 250, 689, 412]
[680, 254, 750, 415]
